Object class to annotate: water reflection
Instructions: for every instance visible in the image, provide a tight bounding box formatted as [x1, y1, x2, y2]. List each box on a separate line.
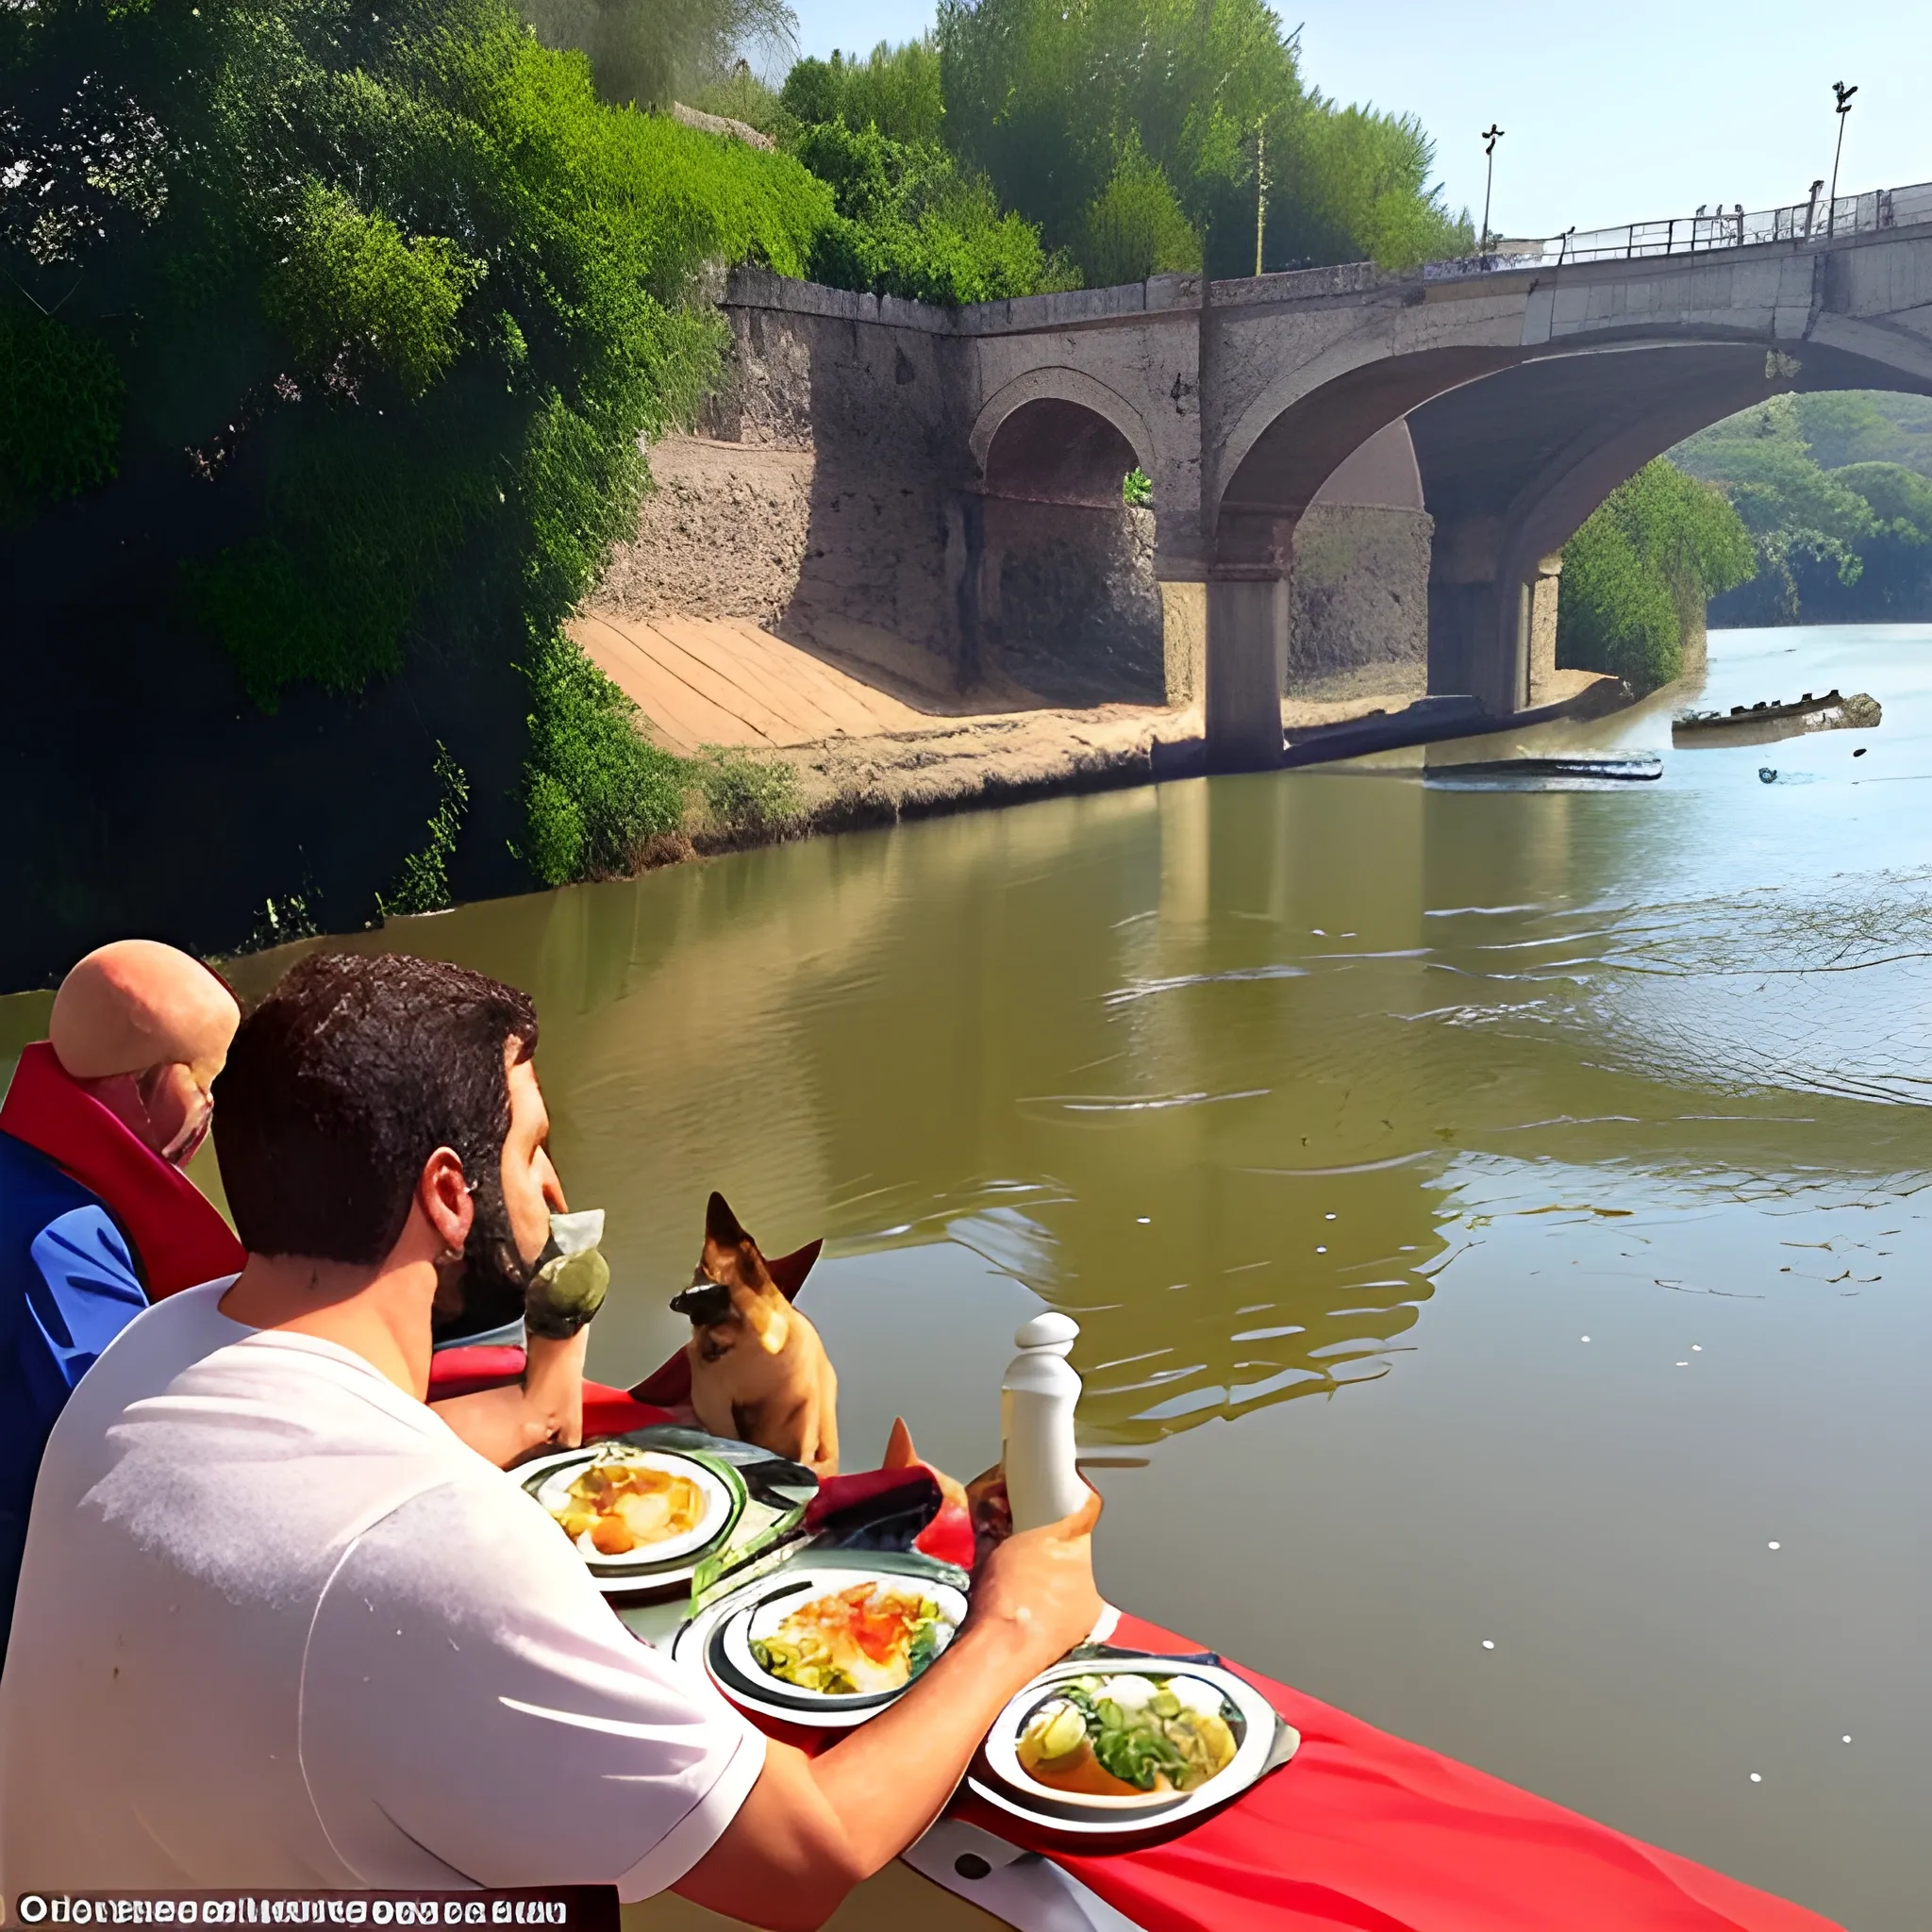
[6, 626, 1932, 1920]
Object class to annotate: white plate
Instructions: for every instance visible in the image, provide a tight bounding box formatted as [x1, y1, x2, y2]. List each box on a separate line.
[972, 1658, 1292, 1835]
[529, 1446, 736, 1569]
[720, 1569, 968, 1709]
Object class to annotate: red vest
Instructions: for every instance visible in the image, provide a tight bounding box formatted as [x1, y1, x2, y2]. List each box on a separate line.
[0, 1042, 244, 1299]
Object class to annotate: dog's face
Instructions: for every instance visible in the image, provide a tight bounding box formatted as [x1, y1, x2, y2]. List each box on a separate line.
[671, 1192, 791, 1365]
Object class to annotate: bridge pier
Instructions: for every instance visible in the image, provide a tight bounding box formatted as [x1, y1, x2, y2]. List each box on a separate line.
[1525, 554, 1563, 706]
[1205, 576, 1290, 771]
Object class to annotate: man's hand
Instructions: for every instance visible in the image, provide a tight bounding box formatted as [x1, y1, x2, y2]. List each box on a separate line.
[675, 1487, 1105, 1930]
[966, 1486, 1104, 1671]
[427, 1327, 587, 1468]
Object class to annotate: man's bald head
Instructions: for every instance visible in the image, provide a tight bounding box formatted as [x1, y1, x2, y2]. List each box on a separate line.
[51, 941, 240, 1089]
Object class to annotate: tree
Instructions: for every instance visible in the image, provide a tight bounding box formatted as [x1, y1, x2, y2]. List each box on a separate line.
[1671, 394, 1932, 624]
[517, 0, 796, 111]
[1, 0, 831, 908]
[935, 0, 1466, 280]
[780, 40, 946, 145]
[1558, 460, 1756, 692]
[1079, 136, 1201, 287]
[794, 119, 1066, 305]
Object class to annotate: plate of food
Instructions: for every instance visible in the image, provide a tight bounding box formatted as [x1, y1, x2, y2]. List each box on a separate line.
[525, 1444, 743, 1571]
[972, 1657, 1293, 1835]
[719, 1569, 970, 1712]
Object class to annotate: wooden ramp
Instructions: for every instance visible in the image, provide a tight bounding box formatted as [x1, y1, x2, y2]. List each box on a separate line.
[572, 611, 956, 754]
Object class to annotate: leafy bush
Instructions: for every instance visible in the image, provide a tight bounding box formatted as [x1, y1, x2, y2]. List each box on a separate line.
[937, 0, 1467, 281]
[1558, 515, 1685, 691]
[378, 744, 471, 917]
[796, 119, 1066, 305]
[694, 745, 802, 837]
[780, 40, 946, 145]
[3, 0, 839, 892]
[0, 307, 125, 519]
[1123, 467, 1153, 508]
[1079, 138, 1201, 287]
[1558, 459, 1756, 692]
[522, 631, 690, 883]
[265, 184, 486, 399]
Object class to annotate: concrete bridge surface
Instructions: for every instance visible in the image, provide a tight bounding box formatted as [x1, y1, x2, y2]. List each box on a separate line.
[708, 192, 1932, 769]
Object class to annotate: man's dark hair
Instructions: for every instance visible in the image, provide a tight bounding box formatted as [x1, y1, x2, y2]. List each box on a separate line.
[214, 952, 539, 1264]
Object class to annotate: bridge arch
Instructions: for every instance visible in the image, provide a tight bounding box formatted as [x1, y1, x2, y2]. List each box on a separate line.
[1205, 324, 1932, 739]
[967, 373, 1165, 705]
[970, 369, 1157, 495]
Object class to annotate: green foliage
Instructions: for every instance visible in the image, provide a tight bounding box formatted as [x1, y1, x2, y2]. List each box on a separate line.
[266, 184, 486, 399]
[517, 0, 796, 110]
[797, 120, 1065, 305]
[378, 744, 471, 917]
[1782, 392, 1932, 478]
[780, 40, 947, 146]
[694, 744, 802, 837]
[521, 630, 690, 884]
[1079, 137, 1201, 287]
[1274, 100, 1469, 274]
[234, 891, 322, 957]
[936, 0, 1466, 281]
[1123, 467, 1152, 508]
[1558, 458, 1756, 693]
[1673, 393, 1932, 624]
[1559, 516, 1686, 693]
[3, 0, 840, 887]
[1832, 461, 1932, 539]
[0, 307, 125, 519]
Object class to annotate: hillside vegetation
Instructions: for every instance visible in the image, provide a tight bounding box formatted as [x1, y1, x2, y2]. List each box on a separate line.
[1673, 394, 1932, 625]
[1, 0, 1470, 978]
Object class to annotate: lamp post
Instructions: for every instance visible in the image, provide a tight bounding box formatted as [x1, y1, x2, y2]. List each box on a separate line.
[1480, 125, 1505, 263]
[1255, 122, 1267, 277]
[1827, 81, 1857, 237]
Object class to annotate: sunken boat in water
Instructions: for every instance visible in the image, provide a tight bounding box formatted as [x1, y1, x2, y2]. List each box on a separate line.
[1673, 688, 1881, 748]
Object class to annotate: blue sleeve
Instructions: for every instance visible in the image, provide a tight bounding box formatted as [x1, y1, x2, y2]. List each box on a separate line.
[25, 1206, 148, 1394]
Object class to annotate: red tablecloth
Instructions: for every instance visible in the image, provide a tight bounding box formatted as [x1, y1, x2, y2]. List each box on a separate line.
[956, 1610, 1838, 1932]
[741, 1607, 1834, 1932]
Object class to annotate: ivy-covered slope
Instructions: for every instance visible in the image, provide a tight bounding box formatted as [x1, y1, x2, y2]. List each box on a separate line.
[0, 0, 831, 983]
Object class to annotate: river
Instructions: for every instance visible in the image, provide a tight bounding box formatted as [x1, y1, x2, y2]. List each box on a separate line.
[7, 622, 1931, 1927]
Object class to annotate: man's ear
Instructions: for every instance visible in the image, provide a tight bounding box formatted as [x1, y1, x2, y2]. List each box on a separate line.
[419, 1147, 475, 1257]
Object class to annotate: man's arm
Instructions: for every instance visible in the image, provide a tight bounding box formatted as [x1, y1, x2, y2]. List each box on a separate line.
[673, 1491, 1104, 1932]
[428, 1328, 586, 1468]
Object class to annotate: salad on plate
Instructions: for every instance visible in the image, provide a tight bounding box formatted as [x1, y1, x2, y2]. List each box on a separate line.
[749, 1581, 952, 1697]
[1014, 1673, 1240, 1798]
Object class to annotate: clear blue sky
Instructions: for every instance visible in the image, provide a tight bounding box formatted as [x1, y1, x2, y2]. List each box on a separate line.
[781, 0, 1931, 240]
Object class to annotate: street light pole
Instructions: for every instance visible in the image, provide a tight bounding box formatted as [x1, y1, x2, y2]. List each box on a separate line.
[1827, 81, 1857, 237]
[1480, 125, 1505, 262]
[1255, 123, 1267, 277]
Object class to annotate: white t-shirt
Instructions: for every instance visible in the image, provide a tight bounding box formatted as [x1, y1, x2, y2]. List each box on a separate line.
[0, 1281, 765, 1892]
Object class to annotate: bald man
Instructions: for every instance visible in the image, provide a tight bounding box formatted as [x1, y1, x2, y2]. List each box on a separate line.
[0, 944, 597, 1660]
[0, 942, 247, 1658]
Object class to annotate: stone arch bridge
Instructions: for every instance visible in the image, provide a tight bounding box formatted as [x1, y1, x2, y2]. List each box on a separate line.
[706, 193, 1932, 768]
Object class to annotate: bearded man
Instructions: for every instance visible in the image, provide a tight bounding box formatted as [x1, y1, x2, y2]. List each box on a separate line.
[0, 950, 1100, 1920]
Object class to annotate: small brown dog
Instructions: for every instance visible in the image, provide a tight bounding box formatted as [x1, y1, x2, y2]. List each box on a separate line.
[671, 1192, 840, 1475]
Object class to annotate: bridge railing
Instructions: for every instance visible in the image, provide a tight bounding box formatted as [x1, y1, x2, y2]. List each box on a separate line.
[1423, 178, 1932, 281]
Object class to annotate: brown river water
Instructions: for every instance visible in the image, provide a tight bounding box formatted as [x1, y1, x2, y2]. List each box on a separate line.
[7, 624, 1932, 1927]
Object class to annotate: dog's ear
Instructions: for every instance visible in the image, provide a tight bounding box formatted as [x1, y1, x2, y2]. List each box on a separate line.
[767, 1238, 823, 1303]
[882, 1417, 918, 1470]
[707, 1191, 750, 1249]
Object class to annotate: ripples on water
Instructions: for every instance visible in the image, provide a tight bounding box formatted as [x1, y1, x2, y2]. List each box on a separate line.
[4, 625, 1931, 1926]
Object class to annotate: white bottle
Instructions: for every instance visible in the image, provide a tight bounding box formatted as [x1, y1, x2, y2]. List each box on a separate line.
[1001, 1311, 1085, 1532]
